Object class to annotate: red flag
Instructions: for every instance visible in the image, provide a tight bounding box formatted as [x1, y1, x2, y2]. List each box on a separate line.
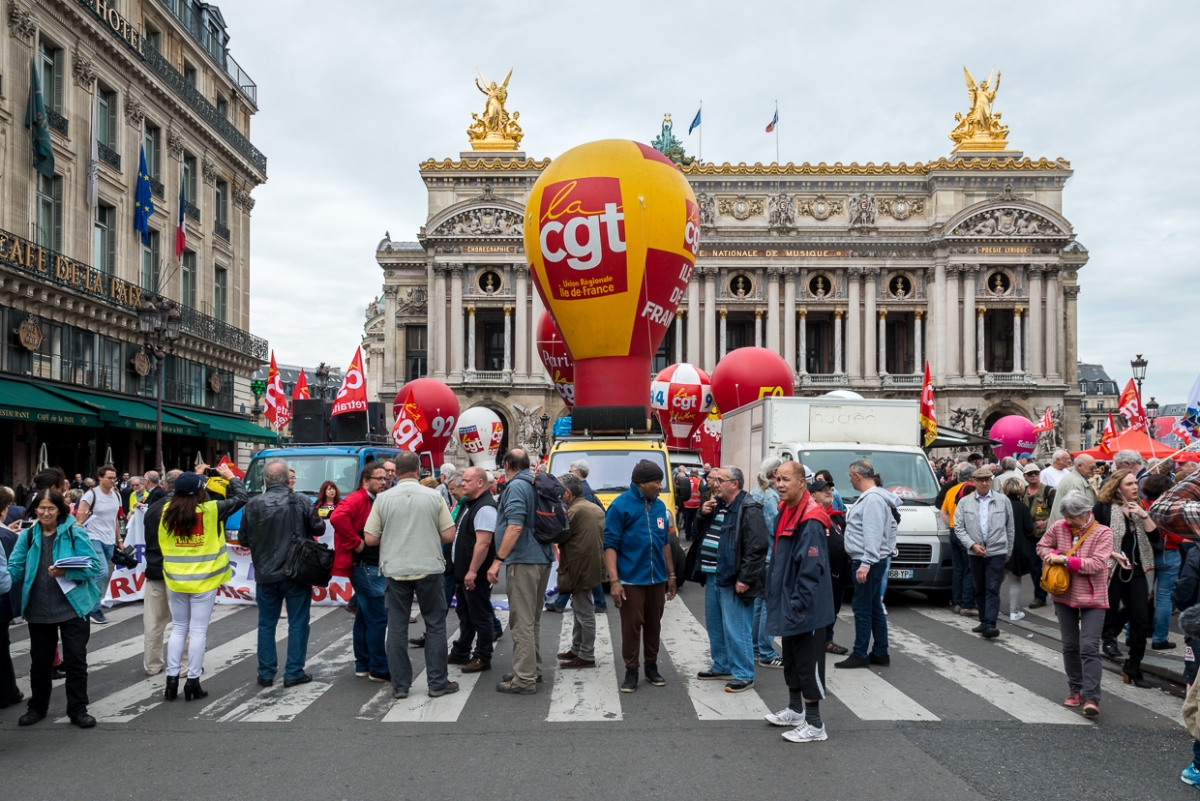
[217, 454, 244, 480]
[292, 368, 310, 401]
[1032, 407, 1054, 434]
[263, 351, 291, 430]
[1117, 378, 1147, 432]
[331, 347, 368, 417]
[919, 362, 937, 448]
[1098, 413, 1118, 456]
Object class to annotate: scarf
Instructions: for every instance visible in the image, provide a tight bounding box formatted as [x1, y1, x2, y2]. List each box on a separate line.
[1108, 503, 1155, 581]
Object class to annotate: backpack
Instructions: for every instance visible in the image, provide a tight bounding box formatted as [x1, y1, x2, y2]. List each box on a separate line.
[519, 473, 571, 545]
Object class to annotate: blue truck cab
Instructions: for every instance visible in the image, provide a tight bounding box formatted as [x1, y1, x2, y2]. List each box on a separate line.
[224, 444, 402, 539]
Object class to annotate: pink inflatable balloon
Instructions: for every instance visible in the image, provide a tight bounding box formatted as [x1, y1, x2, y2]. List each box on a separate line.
[988, 415, 1037, 462]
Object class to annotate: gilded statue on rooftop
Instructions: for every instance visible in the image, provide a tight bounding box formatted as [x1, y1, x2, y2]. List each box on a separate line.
[949, 67, 1012, 153]
[468, 69, 523, 151]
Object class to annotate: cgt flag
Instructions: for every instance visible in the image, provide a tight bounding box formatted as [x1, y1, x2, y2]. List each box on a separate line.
[292, 367, 311, 401]
[1117, 378, 1147, 432]
[1032, 406, 1054, 434]
[263, 352, 291, 430]
[331, 347, 368, 417]
[1098, 413, 1118, 456]
[919, 362, 937, 448]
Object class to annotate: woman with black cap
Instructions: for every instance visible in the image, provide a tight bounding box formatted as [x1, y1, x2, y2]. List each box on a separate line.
[159, 463, 246, 701]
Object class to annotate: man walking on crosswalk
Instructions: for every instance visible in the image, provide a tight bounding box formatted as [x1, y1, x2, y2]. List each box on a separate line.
[836, 460, 899, 670]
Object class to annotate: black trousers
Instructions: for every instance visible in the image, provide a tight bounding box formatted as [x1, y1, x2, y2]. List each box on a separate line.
[452, 580, 494, 662]
[781, 628, 827, 700]
[1105, 568, 1149, 674]
[27, 616, 90, 719]
[969, 554, 1006, 628]
[0, 622, 21, 706]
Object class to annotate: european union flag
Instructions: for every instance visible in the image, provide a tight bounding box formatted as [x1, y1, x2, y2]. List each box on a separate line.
[134, 145, 155, 245]
[25, 56, 55, 179]
[688, 107, 701, 135]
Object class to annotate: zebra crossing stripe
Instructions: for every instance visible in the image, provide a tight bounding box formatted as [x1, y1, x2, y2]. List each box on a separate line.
[886, 623, 1090, 725]
[825, 665, 940, 721]
[915, 607, 1185, 727]
[658, 598, 771, 720]
[209, 633, 356, 723]
[547, 608, 622, 722]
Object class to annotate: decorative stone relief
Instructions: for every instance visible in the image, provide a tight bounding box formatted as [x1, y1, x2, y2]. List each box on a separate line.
[202, 158, 218, 186]
[797, 195, 843, 221]
[877, 195, 924, 221]
[72, 55, 97, 88]
[8, 4, 36, 44]
[847, 193, 877, 227]
[767, 192, 794, 227]
[124, 96, 145, 128]
[952, 207, 1064, 237]
[167, 128, 185, 159]
[232, 185, 255, 213]
[431, 207, 523, 237]
[396, 287, 428, 316]
[696, 192, 716, 226]
[717, 196, 764, 221]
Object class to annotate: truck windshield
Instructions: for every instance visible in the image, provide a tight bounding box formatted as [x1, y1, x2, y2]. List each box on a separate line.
[547, 450, 668, 494]
[244, 455, 361, 498]
[798, 449, 940, 504]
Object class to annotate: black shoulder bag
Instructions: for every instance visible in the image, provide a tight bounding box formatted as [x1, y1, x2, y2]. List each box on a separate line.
[281, 494, 333, 587]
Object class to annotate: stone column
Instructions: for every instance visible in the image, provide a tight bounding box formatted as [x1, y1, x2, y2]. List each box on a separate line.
[766, 267, 781, 352]
[783, 271, 797, 370]
[925, 267, 938, 379]
[513, 265, 528, 379]
[674, 311, 683, 364]
[449, 264, 464, 381]
[847, 268, 861, 378]
[754, 311, 762, 348]
[914, 310, 924, 373]
[382, 285, 398, 394]
[1013, 308, 1023, 374]
[941, 264, 957, 381]
[1027, 266, 1044, 378]
[433, 265, 448, 378]
[878, 309, 888, 376]
[1064, 285, 1080, 388]
[503, 306, 512, 375]
[961, 265, 977, 379]
[719, 310, 727, 359]
[531, 278, 547, 383]
[687, 280, 700, 364]
[977, 307, 986, 375]
[834, 310, 844, 374]
[703, 268, 717, 373]
[864, 267, 878, 379]
[466, 306, 477, 375]
[1045, 267, 1061, 380]
[797, 309, 807, 374]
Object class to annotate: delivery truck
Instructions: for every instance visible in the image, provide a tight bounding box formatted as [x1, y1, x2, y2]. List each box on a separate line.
[721, 395, 950, 598]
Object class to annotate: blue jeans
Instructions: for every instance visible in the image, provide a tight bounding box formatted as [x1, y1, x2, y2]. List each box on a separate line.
[1154, 549, 1182, 644]
[255, 578, 313, 682]
[752, 597, 778, 660]
[950, 540, 976, 609]
[90, 540, 114, 614]
[704, 580, 755, 682]
[880, 556, 891, 598]
[850, 560, 889, 659]
[350, 564, 388, 675]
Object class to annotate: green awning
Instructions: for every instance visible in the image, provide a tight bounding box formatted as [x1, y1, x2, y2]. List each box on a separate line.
[0, 377, 101, 427]
[166, 407, 279, 445]
[39, 386, 202, 436]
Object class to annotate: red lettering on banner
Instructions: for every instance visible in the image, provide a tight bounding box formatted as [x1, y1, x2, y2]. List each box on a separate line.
[328, 582, 352, 602]
[111, 577, 132, 597]
[631, 246, 695, 358]
[538, 177, 628, 301]
[134, 572, 146, 591]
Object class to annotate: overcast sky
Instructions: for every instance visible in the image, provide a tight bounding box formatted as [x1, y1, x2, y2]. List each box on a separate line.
[223, 0, 1197, 405]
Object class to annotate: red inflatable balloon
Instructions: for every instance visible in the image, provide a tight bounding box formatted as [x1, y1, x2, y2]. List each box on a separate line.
[391, 378, 460, 467]
[710, 347, 795, 414]
[690, 409, 722, 466]
[651, 363, 713, 449]
[536, 311, 575, 407]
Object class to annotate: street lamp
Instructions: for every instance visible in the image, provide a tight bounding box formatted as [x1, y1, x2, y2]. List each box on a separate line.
[539, 412, 551, 459]
[138, 297, 182, 472]
[250, 379, 267, 422]
[314, 362, 330, 401]
[1146, 397, 1160, 435]
[1131, 354, 1148, 401]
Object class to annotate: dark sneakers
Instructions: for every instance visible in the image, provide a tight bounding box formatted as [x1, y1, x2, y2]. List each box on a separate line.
[501, 673, 543, 684]
[982, 628, 1000, 639]
[428, 680, 460, 698]
[971, 623, 987, 633]
[725, 679, 754, 693]
[283, 673, 313, 688]
[835, 655, 870, 669]
[495, 679, 536, 695]
[868, 653, 890, 666]
[620, 668, 639, 693]
[644, 663, 665, 686]
[696, 669, 733, 681]
[18, 709, 46, 726]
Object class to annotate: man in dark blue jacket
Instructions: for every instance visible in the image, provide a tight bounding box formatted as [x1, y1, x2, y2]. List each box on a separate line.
[604, 459, 677, 693]
[763, 460, 834, 744]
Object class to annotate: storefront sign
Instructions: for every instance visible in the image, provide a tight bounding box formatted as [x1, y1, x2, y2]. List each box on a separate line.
[698, 248, 850, 258]
[83, 0, 145, 55]
[0, 229, 145, 312]
[0, 408, 95, 426]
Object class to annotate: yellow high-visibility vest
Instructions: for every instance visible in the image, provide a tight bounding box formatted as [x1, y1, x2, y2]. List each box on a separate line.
[159, 500, 230, 593]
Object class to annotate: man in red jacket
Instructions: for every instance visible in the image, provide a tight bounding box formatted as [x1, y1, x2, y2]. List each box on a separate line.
[332, 461, 390, 681]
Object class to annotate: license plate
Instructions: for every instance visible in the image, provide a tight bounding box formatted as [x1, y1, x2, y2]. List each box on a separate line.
[888, 569, 914, 580]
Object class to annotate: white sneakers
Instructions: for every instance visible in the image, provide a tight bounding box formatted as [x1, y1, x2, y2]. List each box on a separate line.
[782, 722, 828, 743]
[764, 706, 806, 727]
[1010, 611, 1026, 622]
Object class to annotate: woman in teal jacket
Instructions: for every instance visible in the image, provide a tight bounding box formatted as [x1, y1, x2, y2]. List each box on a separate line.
[7, 488, 102, 728]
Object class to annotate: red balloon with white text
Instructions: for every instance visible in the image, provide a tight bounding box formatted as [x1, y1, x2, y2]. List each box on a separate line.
[391, 378, 460, 467]
[710, 347, 795, 414]
[536, 311, 575, 407]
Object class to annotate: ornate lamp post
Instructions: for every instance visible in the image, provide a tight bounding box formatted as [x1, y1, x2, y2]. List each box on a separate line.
[137, 297, 181, 472]
[314, 362, 331, 401]
[1131, 354, 1148, 402]
[1146, 397, 1160, 437]
[250, 379, 267, 422]
[539, 412, 551, 460]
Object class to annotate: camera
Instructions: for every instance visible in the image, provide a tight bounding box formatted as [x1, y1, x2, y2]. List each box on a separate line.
[111, 545, 138, 570]
[204, 468, 220, 478]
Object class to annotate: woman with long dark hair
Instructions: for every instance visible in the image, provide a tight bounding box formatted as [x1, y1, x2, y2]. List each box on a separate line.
[159, 464, 246, 702]
[316, 481, 341, 519]
[6, 488, 102, 727]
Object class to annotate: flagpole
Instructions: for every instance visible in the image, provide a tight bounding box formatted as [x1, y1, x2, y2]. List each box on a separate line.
[774, 100, 779, 165]
[698, 100, 703, 163]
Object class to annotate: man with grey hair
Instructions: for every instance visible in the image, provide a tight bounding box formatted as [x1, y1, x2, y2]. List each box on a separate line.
[141, 469, 183, 675]
[554, 473, 607, 669]
[837, 460, 900, 668]
[1047, 454, 1097, 527]
[692, 465, 768, 692]
[569, 460, 601, 506]
[143, 470, 165, 505]
[438, 463, 457, 507]
[1112, 450, 1145, 477]
[995, 457, 1026, 492]
[1040, 449, 1073, 489]
[240, 460, 326, 688]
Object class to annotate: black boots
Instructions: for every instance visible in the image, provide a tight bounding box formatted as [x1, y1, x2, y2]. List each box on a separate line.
[183, 677, 208, 702]
[164, 675, 179, 701]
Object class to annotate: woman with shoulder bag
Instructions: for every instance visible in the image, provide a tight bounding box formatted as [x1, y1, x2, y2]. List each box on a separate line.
[6, 488, 103, 727]
[159, 464, 246, 702]
[1037, 490, 1114, 717]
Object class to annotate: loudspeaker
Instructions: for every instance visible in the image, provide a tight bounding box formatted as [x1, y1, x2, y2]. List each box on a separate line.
[291, 399, 327, 444]
[331, 412, 369, 443]
[570, 406, 651, 436]
[367, 402, 388, 436]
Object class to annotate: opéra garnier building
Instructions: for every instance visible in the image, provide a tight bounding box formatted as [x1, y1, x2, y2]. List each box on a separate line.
[366, 68, 1087, 457]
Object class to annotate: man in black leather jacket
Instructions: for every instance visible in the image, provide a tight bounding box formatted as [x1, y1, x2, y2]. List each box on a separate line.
[238, 460, 325, 688]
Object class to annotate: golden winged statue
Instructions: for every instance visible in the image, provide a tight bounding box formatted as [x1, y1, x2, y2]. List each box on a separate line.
[468, 68, 522, 151]
[949, 67, 1012, 153]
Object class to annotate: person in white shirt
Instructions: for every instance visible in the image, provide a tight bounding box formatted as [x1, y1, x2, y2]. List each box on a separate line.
[1039, 450, 1073, 489]
[74, 465, 123, 624]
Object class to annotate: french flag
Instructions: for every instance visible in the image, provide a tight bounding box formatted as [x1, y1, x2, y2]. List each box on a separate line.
[765, 109, 779, 133]
[175, 173, 187, 258]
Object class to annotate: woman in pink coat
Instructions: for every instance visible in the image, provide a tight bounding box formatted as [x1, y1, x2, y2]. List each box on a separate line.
[1037, 489, 1114, 717]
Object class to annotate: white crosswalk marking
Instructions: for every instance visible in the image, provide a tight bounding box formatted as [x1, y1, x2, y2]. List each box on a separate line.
[658, 598, 771, 720]
[886, 622, 1090, 725]
[915, 607, 1185, 726]
[825, 666, 940, 721]
[76, 607, 333, 723]
[548, 608, 622, 722]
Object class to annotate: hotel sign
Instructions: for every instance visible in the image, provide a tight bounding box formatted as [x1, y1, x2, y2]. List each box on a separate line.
[82, 0, 145, 55]
[0, 229, 145, 312]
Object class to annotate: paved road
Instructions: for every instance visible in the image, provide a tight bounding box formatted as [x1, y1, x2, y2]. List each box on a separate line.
[1, 582, 1195, 801]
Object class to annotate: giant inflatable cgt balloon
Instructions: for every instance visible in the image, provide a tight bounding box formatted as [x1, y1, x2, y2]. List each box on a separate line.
[524, 139, 699, 410]
[989, 415, 1037, 462]
[456, 406, 505, 471]
[392, 378, 459, 467]
[535, 310, 575, 407]
[651, 363, 713, 449]
[710, 347, 795, 414]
